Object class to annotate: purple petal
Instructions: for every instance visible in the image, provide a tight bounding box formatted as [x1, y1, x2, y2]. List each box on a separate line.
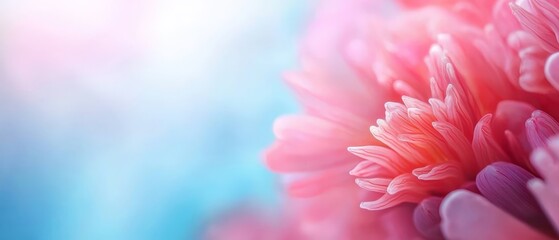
[476, 162, 552, 231]
[413, 197, 444, 240]
[440, 190, 552, 239]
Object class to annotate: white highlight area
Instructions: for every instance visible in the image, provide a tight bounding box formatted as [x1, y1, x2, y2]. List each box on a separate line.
[0, 0, 306, 239]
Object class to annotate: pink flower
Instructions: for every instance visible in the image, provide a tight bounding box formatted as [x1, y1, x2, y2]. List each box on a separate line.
[260, 0, 559, 239]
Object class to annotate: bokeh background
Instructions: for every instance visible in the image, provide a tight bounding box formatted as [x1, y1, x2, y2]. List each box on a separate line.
[0, 1, 312, 239]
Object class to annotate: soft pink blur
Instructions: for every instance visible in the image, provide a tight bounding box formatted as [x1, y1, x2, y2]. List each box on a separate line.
[1, 0, 148, 98]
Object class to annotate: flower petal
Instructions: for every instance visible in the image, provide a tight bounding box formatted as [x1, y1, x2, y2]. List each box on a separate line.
[526, 110, 559, 149]
[529, 136, 559, 233]
[440, 190, 552, 239]
[472, 114, 510, 168]
[413, 197, 444, 240]
[476, 162, 550, 230]
[545, 52, 559, 91]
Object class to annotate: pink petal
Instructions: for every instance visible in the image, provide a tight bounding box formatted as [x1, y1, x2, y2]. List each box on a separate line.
[432, 121, 476, 175]
[545, 52, 559, 91]
[412, 162, 464, 182]
[265, 115, 367, 172]
[381, 204, 422, 240]
[283, 167, 354, 197]
[526, 110, 559, 149]
[492, 101, 535, 167]
[265, 142, 353, 173]
[531, 147, 559, 188]
[518, 46, 554, 94]
[387, 173, 428, 195]
[472, 114, 510, 168]
[529, 137, 559, 234]
[528, 179, 559, 235]
[355, 177, 391, 193]
[350, 161, 393, 178]
[360, 190, 426, 211]
[283, 72, 375, 126]
[348, 146, 410, 174]
[530, 0, 559, 44]
[510, 2, 559, 52]
[493, 0, 523, 36]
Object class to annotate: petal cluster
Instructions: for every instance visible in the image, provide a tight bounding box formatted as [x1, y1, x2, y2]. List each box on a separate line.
[258, 0, 559, 239]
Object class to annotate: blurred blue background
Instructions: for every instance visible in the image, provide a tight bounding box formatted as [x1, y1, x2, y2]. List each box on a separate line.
[0, 1, 311, 239]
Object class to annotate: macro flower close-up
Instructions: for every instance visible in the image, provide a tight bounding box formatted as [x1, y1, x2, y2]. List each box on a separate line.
[245, 0, 559, 239]
[2, 0, 559, 239]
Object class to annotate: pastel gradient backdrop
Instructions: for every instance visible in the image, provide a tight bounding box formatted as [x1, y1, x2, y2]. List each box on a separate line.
[0, 1, 311, 239]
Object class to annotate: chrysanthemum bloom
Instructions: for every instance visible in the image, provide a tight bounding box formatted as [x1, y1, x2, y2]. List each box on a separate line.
[261, 0, 559, 239]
